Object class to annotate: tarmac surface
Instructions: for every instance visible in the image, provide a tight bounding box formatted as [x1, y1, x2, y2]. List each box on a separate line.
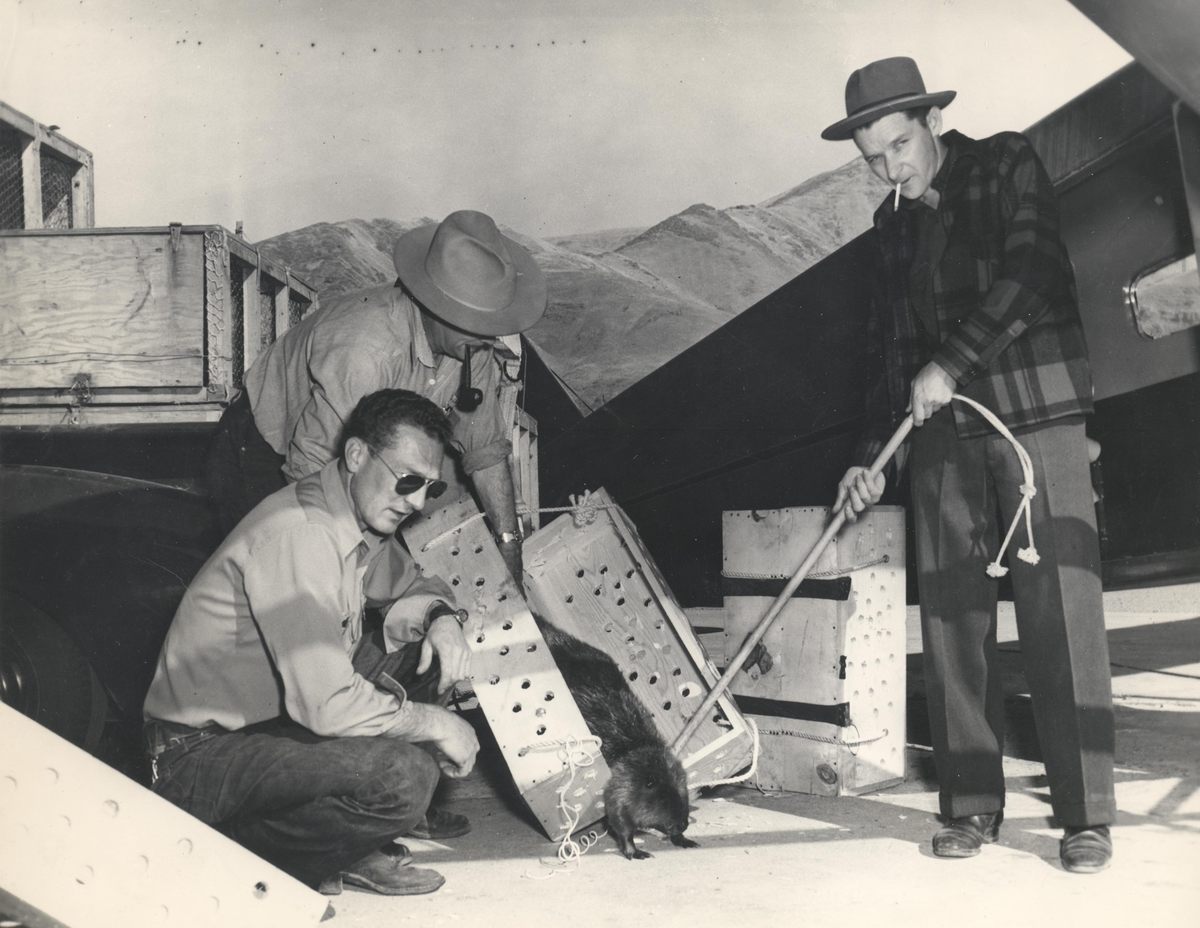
[323, 583, 1200, 928]
[1, 585, 1194, 928]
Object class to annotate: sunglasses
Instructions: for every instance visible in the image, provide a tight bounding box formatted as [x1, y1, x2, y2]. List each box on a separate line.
[367, 446, 447, 499]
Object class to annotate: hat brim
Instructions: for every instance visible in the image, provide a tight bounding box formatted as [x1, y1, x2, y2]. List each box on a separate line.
[392, 224, 548, 336]
[821, 90, 955, 141]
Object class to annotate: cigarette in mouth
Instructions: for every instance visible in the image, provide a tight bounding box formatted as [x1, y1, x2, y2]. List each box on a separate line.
[894, 182, 902, 209]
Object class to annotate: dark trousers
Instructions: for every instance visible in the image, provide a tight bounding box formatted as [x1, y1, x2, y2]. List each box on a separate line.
[205, 391, 287, 536]
[147, 633, 447, 887]
[910, 410, 1115, 827]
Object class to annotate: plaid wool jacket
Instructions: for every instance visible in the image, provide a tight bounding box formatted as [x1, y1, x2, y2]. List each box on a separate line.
[854, 129, 1094, 469]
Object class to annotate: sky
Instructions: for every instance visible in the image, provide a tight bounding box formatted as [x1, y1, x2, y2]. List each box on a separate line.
[1, 0, 1130, 242]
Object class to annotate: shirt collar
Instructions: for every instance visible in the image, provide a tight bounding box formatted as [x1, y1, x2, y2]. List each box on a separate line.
[929, 131, 960, 199]
[396, 283, 512, 366]
[935, 129, 981, 202]
[397, 288, 438, 369]
[318, 459, 380, 560]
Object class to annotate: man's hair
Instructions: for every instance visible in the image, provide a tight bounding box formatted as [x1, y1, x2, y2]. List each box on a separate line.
[903, 106, 932, 127]
[339, 389, 455, 457]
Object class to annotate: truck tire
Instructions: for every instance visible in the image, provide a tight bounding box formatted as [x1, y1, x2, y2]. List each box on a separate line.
[1, 592, 108, 751]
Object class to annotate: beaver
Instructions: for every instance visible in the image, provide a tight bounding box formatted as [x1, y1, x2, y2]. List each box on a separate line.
[535, 614, 697, 860]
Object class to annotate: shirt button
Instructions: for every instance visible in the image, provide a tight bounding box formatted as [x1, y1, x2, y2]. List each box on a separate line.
[427, 378, 436, 386]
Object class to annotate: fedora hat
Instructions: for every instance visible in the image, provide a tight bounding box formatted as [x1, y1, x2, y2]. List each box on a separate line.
[821, 57, 955, 141]
[393, 210, 547, 336]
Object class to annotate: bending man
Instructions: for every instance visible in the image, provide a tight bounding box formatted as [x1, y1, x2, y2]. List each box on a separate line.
[207, 209, 546, 587]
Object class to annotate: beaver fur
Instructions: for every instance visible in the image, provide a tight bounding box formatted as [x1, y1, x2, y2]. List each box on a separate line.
[535, 614, 696, 859]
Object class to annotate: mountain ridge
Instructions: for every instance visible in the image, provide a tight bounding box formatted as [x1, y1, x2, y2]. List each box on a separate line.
[255, 157, 887, 410]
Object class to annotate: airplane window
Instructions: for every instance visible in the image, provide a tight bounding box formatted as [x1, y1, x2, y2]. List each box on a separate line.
[1125, 252, 1200, 339]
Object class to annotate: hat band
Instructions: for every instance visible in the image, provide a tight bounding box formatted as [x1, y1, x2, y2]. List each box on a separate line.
[846, 90, 932, 119]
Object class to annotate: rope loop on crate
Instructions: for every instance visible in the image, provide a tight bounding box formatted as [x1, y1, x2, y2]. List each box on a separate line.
[519, 735, 608, 877]
[419, 491, 619, 552]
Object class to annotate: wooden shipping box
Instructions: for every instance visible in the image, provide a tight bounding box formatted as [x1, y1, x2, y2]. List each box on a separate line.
[0, 226, 317, 426]
[402, 487, 756, 840]
[722, 505, 907, 796]
[403, 494, 612, 842]
[523, 489, 755, 790]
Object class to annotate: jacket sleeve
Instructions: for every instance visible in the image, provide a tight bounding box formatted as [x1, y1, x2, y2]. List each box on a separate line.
[932, 134, 1069, 383]
[242, 525, 409, 737]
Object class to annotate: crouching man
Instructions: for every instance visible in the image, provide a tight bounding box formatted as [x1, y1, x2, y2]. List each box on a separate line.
[143, 389, 479, 896]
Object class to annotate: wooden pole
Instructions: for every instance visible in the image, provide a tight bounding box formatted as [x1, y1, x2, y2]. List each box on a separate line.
[672, 414, 915, 755]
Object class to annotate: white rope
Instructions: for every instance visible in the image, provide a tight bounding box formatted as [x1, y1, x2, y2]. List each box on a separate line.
[722, 554, 892, 582]
[754, 725, 888, 750]
[420, 490, 618, 552]
[518, 735, 607, 877]
[950, 394, 1039, 577]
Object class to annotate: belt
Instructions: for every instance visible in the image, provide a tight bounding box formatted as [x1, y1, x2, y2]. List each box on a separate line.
[144, 719, 223, 759]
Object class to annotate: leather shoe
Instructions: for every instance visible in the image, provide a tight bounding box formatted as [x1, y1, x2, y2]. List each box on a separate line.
[932, 811, 1003, 858]
[404, 806, 471, 840]
[319, 847, 443, 896]
[1060, 825, 1112, 873]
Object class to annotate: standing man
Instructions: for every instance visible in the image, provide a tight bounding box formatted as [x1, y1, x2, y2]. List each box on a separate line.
[146, 390, 479, 895]
[208, 209, 546, 587]
[824, 57, 1115, 872]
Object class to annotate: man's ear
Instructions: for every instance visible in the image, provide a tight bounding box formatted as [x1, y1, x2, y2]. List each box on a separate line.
[344, 437, 368, 475]
[927, 105, 943, 136]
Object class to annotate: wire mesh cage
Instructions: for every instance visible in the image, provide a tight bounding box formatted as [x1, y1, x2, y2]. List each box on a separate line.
[39, 145, 75, 230]
[287, 293, 309, 328]
[1, 102, 94, 230]
[257, 280, 278, 347]
[0, 124, 25, 229]
[227, 256, 248, 389]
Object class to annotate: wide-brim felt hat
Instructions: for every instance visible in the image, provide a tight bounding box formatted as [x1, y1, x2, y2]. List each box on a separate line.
[393, 209, 547, 336]
[822, 56, 955, 141]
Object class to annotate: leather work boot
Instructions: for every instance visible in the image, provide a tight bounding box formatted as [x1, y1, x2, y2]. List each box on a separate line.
[932, 811, 1003, 858]
[319, 845, 444, 896]
[404, 806, 471, 840]
[1060, 825, 1113, 873]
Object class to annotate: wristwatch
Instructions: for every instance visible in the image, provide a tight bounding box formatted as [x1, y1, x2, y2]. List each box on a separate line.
[495, 530, 523, 546]
[428, 603, 469, 628]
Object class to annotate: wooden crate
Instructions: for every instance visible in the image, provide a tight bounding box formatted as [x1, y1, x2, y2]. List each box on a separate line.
[511, 408, 540, 535]
[402, 496, 612, 842]
[524, 489, 755, 788]
[1, 100, 95, 231]
[0, 225, 317, 426]
[722, 505, 906, 796]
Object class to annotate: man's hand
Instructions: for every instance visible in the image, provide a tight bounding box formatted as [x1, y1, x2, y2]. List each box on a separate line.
[908, 360, 956, 426]
[428, 708, 479, 778]
[418, 614, 471, 695]
[833, 466, 886, 523]
[392, 702, 479, 778]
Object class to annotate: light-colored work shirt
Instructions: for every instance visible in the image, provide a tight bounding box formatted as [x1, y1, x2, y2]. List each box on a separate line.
[244, 284, 516, 482]
[144, 460, 456, 737]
